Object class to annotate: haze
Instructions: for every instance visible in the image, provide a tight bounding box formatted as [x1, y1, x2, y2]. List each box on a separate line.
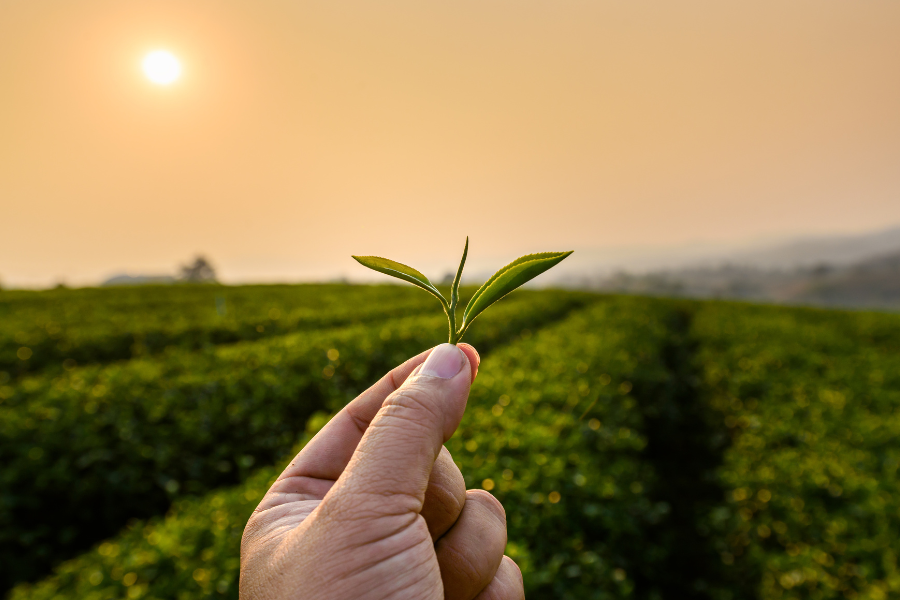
[2, 0, 899, 287]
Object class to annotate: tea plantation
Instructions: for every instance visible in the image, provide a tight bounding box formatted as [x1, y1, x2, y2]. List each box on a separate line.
[2, 284, 899, 599]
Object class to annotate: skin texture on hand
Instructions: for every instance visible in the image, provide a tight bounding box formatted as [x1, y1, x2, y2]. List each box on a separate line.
[240, 343, 524, 600]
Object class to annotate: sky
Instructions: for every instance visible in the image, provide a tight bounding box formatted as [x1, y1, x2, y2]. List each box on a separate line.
[1, 0, 899, 287]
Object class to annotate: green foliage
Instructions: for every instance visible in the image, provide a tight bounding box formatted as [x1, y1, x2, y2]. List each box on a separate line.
[692, 304, 900, 599]
[354, 238, 572, 343]
[0, 289, 590, 592]
[10, 298, 670, 600]
[8, 459, 285, 600]
[7, 288, 900, 600]
[448, 299, 674, 598]
[0, 284, 439, 379]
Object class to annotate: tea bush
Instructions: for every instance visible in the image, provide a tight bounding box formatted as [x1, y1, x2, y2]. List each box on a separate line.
[10, 297, 673, 600]
[693, 304, 900, 600]
[8, 291, 900, 600]
[0, 289, 590, 591]
[7, 453, 289, 600]
[448, 298, 675, 598]
[0, 284, 439, 378]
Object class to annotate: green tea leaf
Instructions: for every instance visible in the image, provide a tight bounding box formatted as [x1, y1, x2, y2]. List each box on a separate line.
[450, 238, 468, 313]
[352, 255, 448, 309]
[460, 251, 573, 336]
[463, 251, 570, 323]
[447, 237, 469, 343]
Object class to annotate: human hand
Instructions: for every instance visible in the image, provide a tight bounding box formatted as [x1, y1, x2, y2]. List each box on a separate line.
[240, 343, 524, 600]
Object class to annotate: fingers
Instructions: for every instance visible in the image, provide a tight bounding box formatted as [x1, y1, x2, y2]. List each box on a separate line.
[436, 490, 508, 600]
[285, 348, 432, 479]
[278, 343, 478, 484]
[257, 342, 478, 514]
[473, 557, 525, 600]
[324, 343, 474, 517]
[253, 347, 432, 512]
[421, 446, 467, 540]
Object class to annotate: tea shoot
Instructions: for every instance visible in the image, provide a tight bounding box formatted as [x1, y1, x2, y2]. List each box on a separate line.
[352, 238, 573, 344]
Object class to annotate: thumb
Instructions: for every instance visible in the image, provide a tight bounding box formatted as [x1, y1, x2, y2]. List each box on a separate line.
[326, 343, 472, 518]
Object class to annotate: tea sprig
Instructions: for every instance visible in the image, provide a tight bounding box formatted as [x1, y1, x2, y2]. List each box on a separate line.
[353, 238, 572, 344]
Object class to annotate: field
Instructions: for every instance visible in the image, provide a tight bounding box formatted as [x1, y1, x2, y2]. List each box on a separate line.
[2, 283, 899, 599]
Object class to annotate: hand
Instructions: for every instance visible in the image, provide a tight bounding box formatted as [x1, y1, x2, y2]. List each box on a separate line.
[240, 343, 524, 600]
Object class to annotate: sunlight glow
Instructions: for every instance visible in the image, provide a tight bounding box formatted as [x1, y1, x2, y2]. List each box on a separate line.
[142, 50, 181, 85]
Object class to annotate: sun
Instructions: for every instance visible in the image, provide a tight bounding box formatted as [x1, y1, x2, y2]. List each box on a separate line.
[142, 50, 181, 85]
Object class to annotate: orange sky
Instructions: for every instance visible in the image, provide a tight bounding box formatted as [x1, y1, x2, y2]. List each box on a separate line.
[2, 0, 899, 287]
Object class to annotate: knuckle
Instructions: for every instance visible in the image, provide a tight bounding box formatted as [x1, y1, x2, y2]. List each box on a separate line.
[503, 555, 523, 585]
[467, 489, 507, 525]
[440, 541, 486, 588]
[477, 558, 524, 600]
[384, 384, 444, 426]
[426, 478, 464, 520]
[423, 451, 467, 538]
[434, 449, 466, 495]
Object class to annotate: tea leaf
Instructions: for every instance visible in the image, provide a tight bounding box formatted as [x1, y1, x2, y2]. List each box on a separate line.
[352, 255, 448, 309]
[460, 251, 573, 337]
[448, 237, 469, 339]
[353, 242, 572, 344]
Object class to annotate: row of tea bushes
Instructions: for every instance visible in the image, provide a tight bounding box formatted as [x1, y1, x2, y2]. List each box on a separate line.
[15, 295, 900, 599]
[6, 432, 312, 600]
[0, 284, 441, 378]
[0, 289, 591, 591]
[10, 297, 680, 600]
[447, 298, 676, 598]
[693, 304, 900, 600]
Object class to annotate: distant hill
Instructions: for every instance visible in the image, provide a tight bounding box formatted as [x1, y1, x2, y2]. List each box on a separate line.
[791, 251, 900, 308]
[586, 249, 900, 310]
[725, 226, 900, 270]
[551, 225, 900, 287]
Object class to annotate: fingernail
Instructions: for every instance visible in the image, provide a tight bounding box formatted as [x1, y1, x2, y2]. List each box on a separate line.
[420, 344, 464, 379]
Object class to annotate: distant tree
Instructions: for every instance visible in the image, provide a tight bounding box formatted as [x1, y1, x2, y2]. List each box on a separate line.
[180, 256, 218, 283]
[811, 263, 834, 277]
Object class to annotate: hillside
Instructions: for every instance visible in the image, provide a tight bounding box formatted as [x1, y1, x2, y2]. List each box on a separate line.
[2, 284, 899, 599]
[587, 250, 900, 310]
